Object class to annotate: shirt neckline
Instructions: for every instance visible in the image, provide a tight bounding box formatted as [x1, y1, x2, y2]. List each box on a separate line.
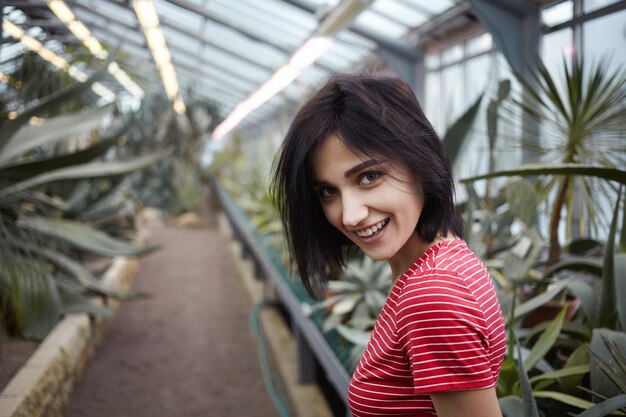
[395, 238, 465, 285]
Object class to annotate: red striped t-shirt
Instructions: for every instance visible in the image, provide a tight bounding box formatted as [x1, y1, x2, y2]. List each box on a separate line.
[347, 240, 506, 416]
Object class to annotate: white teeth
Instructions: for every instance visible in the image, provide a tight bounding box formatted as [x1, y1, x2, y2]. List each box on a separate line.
[355, 219, 388, 237]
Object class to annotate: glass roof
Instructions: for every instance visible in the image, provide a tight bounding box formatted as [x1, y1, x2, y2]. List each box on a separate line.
[1, 0, 464, 121]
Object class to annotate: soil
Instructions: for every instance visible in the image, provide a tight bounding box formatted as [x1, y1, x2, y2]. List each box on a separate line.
[0, 338, 39, 389]
[64, 215, 279, 416]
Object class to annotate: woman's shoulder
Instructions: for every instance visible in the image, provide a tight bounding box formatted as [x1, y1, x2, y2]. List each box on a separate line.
[404, 239, 480, 278]
[397, 240, 489, 302]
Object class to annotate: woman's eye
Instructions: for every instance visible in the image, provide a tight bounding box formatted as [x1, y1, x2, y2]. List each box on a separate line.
[318, 186, 336, 198]
[360, 172, 380, 185]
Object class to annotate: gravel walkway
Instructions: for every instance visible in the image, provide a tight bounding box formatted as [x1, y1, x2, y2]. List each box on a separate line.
[65, 220, 278, 417]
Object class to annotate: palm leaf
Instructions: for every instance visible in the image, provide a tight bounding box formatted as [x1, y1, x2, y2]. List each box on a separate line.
[0, 104, 114, 165]
[17, 216, 156, 257]
[461, 164, 626, 186]
[0, 118, 130, 180]
[0, 150, 169, 199]
[576, 395, 626, 417]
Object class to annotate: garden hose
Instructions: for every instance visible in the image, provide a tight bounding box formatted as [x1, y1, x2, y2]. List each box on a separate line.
[249, 301, 292, 417]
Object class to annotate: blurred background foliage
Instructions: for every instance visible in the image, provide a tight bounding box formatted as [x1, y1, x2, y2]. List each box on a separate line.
[0, 49, 220, 342]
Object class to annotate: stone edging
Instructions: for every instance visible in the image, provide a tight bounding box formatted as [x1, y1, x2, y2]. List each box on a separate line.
[0, 240, 145, 417]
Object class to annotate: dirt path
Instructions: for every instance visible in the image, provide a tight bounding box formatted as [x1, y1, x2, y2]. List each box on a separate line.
[65, 222, 278, 417]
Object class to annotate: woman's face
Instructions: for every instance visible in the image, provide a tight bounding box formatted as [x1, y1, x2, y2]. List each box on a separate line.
[311, 134, 426, 271]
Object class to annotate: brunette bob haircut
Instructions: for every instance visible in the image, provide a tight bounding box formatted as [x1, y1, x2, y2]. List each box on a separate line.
[271, 73, 463, 299]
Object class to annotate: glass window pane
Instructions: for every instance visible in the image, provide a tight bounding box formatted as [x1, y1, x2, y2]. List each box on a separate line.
[424, 71, 441, 132]
[466, 33, 492, 56]
[370, 0, 428, 28]
[583, 9, 626, 75]
[440, 62, 464, 129]
[425, 52, 440, 70]
[441, 44, 463, 66]
[541, 28, 574, 80]
[354, 10, 408, 38]
[465, 53, 492, 106]
[584, 0, 622, 13]
[541, 1, 573, 27]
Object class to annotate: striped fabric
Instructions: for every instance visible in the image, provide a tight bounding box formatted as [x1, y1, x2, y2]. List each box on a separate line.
[347, 240, 506, 416]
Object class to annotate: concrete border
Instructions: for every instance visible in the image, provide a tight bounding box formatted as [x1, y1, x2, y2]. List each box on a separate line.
[0, 233, 146, 417]
[217, 212, 333, 417]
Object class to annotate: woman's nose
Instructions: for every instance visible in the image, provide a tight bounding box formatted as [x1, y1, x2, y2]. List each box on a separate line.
[341, 194, 368, 228]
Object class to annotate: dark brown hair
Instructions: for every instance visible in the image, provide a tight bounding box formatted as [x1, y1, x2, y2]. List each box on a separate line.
[271, 73, 463, 299]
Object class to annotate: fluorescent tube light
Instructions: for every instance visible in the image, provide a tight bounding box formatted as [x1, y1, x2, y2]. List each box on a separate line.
[132, 0, 185, 114]
[290, 37, 332, 69]
[47, 0, 144, 99]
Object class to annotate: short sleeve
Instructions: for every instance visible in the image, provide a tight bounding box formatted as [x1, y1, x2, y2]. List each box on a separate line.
[396, 269, 497, 395]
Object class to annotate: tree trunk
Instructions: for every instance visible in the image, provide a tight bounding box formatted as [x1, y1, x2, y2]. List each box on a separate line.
[548, 176, 570, 267]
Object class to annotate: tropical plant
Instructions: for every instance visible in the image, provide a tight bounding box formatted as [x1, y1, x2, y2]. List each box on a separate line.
[481, 185, 625, 416]
[307, 255, 390, 332]
[512, 56, 626, 266]
[0, 65, 165, 340]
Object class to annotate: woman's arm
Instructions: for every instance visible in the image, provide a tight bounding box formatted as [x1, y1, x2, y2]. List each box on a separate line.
[431, 387, 502, 417]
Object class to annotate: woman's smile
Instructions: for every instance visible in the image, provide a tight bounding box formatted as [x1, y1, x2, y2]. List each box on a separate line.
[353, 218, 389, 240]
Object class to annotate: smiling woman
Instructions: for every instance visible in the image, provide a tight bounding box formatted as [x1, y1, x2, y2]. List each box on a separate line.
[270, 73, 506, 417]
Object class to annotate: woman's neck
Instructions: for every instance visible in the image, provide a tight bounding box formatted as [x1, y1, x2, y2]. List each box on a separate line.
[388, 233, 457, 284]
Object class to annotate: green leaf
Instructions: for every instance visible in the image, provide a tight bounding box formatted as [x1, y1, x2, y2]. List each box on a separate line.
[615, 254, 626, 330]
[533, 391, 594, 409]
[497, 355, 520, 398]
[0, 105, 114, 165]
[336, 324, 372, 346]
[505, 179, 538, 227]
[529, 364, 590, 384]
[0, 150, 169, 199]
[17, 216, 156, 257]
[589, 329, 626, 398]
[545, 257, 603, 278]
[565, 279, 599, 325]
[0, 120, 129, 180]
[567, 239, 603, 256]
[562, 344, 591, 392]
[525, 320, 591, 345]
[443, 93, 484, 166]
[0, 65, 108, 152]
[33, 246, 129, 298]
[81, 177, 133, 220]
[598, 186, 622, 328]
[461, 164, 626, 186]
[0, 255, 62, 340]
[514, 279, 569, 319]
[576, 394, 626, 417]
[514, 331, 540, 417]
[498, 396, 524, 417]
[524, 305, 568, 371]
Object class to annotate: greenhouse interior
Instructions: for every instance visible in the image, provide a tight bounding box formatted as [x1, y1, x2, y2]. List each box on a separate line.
[1, 0, 625, 416]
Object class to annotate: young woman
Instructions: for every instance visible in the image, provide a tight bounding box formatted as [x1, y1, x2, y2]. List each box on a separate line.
[271, 74, 506, 417]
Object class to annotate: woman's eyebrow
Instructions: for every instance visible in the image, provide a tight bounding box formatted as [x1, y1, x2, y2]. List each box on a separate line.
[344, 159, 380, 177]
